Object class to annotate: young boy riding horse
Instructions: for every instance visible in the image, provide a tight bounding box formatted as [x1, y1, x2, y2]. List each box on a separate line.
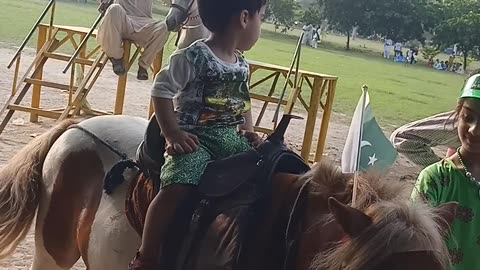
[129, 0, 267, 269]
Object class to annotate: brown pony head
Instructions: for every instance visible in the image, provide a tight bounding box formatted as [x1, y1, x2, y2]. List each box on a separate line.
[292, 159, 457, 270]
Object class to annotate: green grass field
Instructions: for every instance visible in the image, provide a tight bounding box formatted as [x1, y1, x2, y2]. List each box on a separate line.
[0, 0, 470, 128]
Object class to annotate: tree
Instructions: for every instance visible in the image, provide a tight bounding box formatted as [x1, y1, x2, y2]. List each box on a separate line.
[360, 0, 433, 44]
[434, 12, 480, 69]
[422, 46, 441, 62]
[301, 4, 322, 26]
[432, 0, 480, 69]
[317, 0, 368, 50]
[268, 0, 300, 28]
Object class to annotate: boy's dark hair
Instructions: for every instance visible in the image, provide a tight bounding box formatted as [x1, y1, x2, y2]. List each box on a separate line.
[198, 0, 267, 33]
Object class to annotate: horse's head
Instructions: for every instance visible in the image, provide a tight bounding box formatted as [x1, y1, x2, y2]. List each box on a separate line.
[290, 160, 458, 270]
[316, 198, 457, 270]
[164, 0, 197, 32]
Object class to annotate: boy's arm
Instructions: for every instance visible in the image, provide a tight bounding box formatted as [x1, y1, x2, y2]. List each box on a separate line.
[239, 110, 263, 147]
[152, 97, 198, 154]
[239, 110, 254, 132]
[151, 53, 198, 154]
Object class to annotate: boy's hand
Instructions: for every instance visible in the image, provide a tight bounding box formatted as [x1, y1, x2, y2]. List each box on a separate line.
[240, 130, 263, 148]
[164, 130, 199, 155]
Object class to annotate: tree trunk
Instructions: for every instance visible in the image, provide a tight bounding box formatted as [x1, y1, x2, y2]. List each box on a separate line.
[464, 52, 468, 71]
[346, 31, 350, 50]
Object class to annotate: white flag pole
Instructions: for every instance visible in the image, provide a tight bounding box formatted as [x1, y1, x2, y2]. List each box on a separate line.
[352, 85, 368, 208]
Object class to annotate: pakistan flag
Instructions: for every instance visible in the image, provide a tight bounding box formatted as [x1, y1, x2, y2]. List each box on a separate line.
[341, 89, 398, 173]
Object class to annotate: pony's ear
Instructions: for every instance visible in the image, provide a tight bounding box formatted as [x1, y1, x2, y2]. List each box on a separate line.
[328, 197, 372, 238]
[434, 202, 458, 234]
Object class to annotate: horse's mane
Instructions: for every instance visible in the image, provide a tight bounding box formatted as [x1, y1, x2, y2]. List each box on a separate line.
[301, 159, 405, 209]
[301, 159, 450, 270]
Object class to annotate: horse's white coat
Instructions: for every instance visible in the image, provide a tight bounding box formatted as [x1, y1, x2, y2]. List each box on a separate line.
[176, 2, 210, 49]
[83, 116, 147, 270]
[87, 169, 141, 270]
[30, 115, 147, 270]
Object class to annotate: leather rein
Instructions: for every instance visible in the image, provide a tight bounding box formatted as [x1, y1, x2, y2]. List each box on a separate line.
[282, 177, 312, 270]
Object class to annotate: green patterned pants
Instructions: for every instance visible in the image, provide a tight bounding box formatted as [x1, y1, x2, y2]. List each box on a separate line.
[160, 126, 252, 188]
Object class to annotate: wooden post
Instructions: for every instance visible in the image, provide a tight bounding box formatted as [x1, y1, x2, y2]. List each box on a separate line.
[255, 72, 280, 127]
[300, 78, 324, 161]
[30, 25, 48, 122]
[148, 48, 164, 118]
[314, 79, 337, 161]
[114, 41, 131, 115]
[284, 76, 303, 115]
[11, 56, 21, 96]
[78, 33, 94, 115]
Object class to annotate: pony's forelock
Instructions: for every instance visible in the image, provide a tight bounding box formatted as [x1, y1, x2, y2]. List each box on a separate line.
[303, 159, 450, 270]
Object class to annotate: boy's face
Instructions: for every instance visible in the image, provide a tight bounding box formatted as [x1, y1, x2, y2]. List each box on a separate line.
[237, 5, 266, 51]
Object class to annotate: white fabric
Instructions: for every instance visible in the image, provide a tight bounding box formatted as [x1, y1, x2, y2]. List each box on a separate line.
[341, 91, 369, 173]
[302, 24, 313, 45]
[394, 42, 402, 51]
[151, 51, 195, 99]
[96, 0, 170, 68]
[384, 47, 391, 58]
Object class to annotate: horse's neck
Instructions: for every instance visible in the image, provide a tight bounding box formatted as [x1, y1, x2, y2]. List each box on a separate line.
[177, 9, 209, 49]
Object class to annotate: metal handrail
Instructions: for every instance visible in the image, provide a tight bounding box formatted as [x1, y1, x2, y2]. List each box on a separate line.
[7, 0, 56, 69]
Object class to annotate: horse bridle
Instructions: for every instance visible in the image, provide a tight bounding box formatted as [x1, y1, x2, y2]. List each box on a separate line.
[283, 178, 312, 270]
[170, 0, 197, 46]
[170, 0, 195, 19]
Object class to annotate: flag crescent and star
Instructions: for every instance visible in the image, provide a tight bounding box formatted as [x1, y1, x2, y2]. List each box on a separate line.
[342, 89, 398, 174]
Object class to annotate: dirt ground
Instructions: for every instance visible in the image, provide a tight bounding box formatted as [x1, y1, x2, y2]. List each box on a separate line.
[0, 47, 420, 269]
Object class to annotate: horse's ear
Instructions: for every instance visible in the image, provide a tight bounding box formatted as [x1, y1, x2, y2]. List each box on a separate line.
[434, 202, 458, 234]
[328, 197, 372, 238]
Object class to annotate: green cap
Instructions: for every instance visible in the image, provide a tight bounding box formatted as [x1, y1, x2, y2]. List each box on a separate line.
[460, 74, 480, 99]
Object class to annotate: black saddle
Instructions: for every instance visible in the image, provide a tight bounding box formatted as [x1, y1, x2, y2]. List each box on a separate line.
[135, 114, 310, 198]
[135, 115, 166, 181]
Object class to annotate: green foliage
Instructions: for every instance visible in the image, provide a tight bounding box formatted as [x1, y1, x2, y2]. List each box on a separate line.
[421, 46, 441, 61]
[300, 4, 322, 26]
[318, 0, 365, 33]
[432, 0, 480, 68]
[316, 0, 433, 48]
[268, 0, 300, 28]
[361, 0, 432, 43]
[317, 0, 367, 49]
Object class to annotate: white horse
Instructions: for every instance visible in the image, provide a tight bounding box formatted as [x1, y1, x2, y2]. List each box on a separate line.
[164, 0, 209, 49]
[0, 0, 208, 269]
